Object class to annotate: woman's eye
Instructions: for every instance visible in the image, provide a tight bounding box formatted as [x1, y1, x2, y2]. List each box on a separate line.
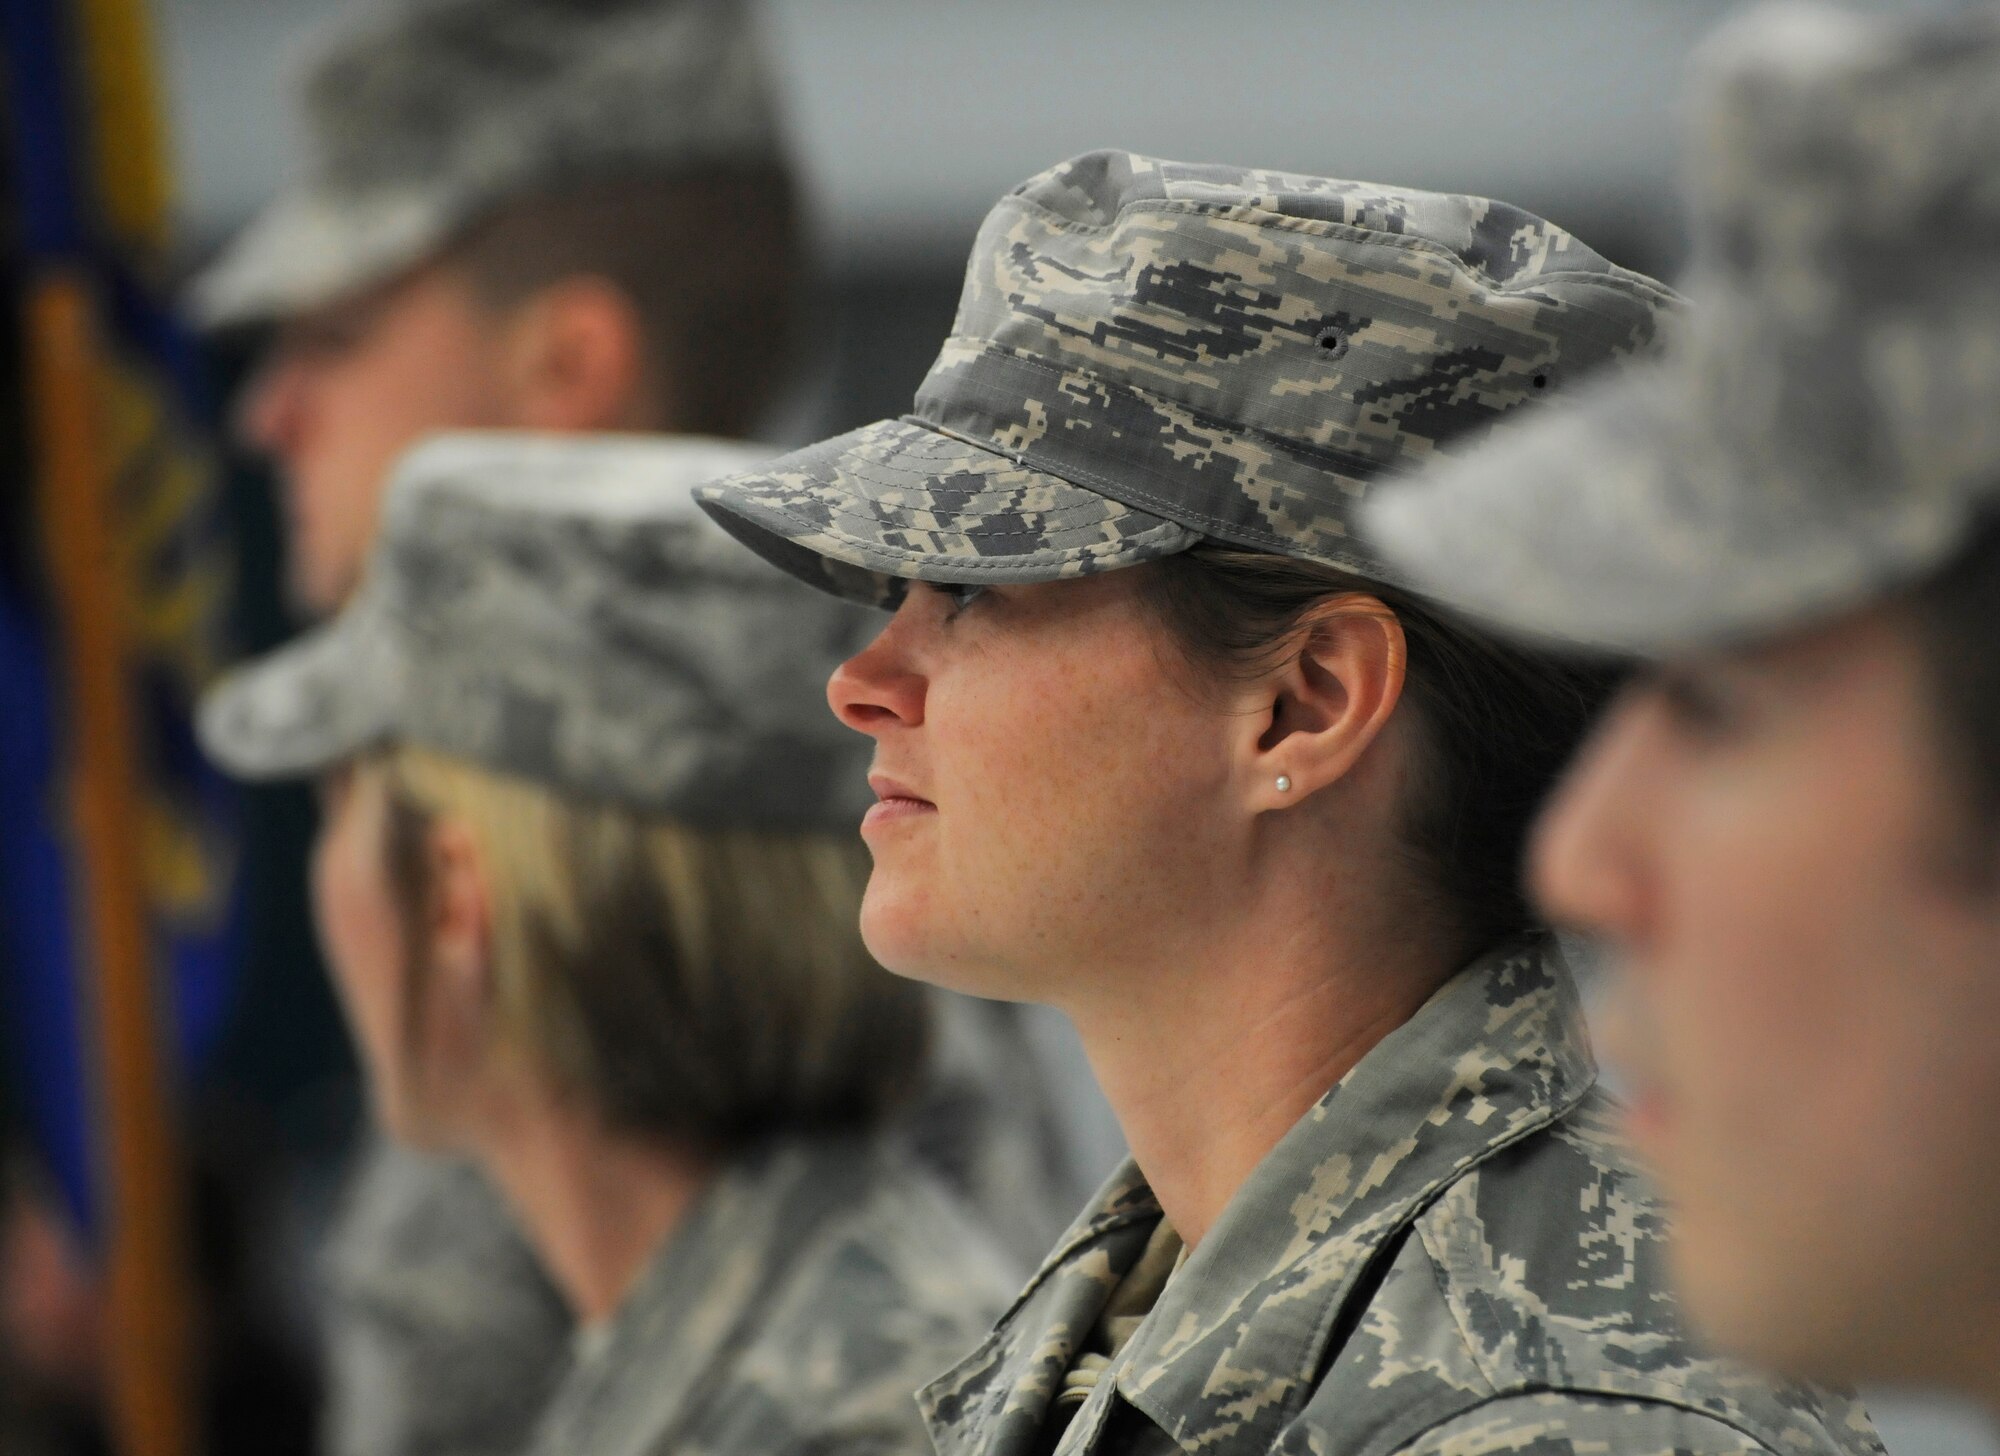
[283, 319, 367, 360]
[1651, 664, 1745, 741]
[936, 582, 989, 617]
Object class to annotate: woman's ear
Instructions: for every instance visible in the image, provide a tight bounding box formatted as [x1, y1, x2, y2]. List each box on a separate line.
[1243, 594, 1409, 811]
[498, 277, 655, 432]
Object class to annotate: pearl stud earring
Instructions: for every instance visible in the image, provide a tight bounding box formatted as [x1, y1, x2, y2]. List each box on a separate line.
[1274, 775, 1292, 793]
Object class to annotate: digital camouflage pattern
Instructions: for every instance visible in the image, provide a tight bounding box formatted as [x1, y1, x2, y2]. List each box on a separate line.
[322, 1143, 570, 1456]
[316, 999, 1086, 1456]
[192, 0, 783, 327]
[198, 432, 878, 829]
[920, 941, 1884, 1456]
[910, 993, 1096, 1268]
[695, 150, 1681, 605]
[1366, 3, 2000, 653]
[321, 1002, 1087, 1456]
[524, 1133, 1021, 1456]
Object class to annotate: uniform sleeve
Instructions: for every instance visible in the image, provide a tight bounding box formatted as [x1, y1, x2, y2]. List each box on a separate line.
[1390, 1392, 1775, 1456]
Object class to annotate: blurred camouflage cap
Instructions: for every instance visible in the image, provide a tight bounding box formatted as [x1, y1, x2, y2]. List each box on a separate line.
[1368, 3, 2000, 655]
[694, 149, 1681, 606]
[191, 0, 784, 329]
[197, 432, 878, 829]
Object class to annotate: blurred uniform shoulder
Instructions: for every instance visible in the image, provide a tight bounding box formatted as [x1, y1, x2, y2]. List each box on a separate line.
[324, 1141, 568, 1456]
[732, 1138, 1027, 1447]
[530, 1134, 1021, 1456]
[1292, 1091, 1885, 1456]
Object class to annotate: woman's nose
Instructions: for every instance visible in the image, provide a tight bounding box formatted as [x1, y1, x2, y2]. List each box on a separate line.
[1530, 693, 1659, 946]
[828, 602, 928, 736]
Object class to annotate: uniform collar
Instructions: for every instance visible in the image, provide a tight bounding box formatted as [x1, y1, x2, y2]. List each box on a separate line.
[921, 939, 1597, 1456]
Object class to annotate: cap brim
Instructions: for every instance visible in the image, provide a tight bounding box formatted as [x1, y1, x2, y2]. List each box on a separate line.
[694, 417, 1200, 606]
[190, 185, 455, 330]
[1365, 366, 1979, 656]
[197, 602, 405, 780]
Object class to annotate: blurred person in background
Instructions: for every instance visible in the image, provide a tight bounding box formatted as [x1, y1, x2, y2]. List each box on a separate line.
[196, 432, 1021, 1456]
[191, 1, 1081, 1451]
[695, 151, 1883, 1456]
[194, 0, 798, 619]
[1368, 2, 2000, 1420]
[0, 1149, 103, 1456]
[0, 1112, 319, 1456]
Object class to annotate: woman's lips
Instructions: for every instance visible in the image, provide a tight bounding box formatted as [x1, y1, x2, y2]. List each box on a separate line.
[863, 774, 937, 832]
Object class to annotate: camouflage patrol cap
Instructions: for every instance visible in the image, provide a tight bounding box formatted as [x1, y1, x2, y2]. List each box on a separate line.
[191, 0, 783, 329]
[1367, 3, 2000, 655]
[693, 149, 1681, 606]
[197, 432, 877, 829]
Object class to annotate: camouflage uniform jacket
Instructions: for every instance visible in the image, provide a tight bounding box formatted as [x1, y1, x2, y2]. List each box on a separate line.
[524, 1132, 1022, 1456]
[320, 988, 1088, 1456]
[324, 1144, 571, 1456]
[919, 942, 1885, 1456]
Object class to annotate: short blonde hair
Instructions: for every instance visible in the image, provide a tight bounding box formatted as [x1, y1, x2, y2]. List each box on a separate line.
[372, 746, 927, 1148]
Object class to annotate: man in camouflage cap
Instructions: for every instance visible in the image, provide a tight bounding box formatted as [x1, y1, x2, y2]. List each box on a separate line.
[194, 3, 1083, 1450]
[197, 0, 797, 615]
[198, 431, 1023, 1456]
[697, 152, 1882, 1456]
[194, 6, 809, 1450]
[1368, 3, 2000, 1408]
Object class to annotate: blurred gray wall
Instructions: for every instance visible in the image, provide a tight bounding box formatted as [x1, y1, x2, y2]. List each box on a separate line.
[159, 0, 1966, 269]
[150, 6, 1999, 1456]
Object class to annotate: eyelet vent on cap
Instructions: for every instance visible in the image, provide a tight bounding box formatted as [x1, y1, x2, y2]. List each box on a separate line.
[1313, 326, 1349, 358]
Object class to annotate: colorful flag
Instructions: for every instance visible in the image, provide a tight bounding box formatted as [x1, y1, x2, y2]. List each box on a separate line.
[0, 0, 240, 1236]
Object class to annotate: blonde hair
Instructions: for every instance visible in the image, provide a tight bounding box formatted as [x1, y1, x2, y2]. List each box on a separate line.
[371, 745, 927, 1147]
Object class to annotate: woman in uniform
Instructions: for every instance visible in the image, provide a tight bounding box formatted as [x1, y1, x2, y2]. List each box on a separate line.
[695, 152, 1884, 1456]
[199, 433, 1018, 1456]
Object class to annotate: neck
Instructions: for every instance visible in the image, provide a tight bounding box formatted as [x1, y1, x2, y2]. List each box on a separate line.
[473, 1095, 715, 1324]
[1062, 843, 1461, 1250]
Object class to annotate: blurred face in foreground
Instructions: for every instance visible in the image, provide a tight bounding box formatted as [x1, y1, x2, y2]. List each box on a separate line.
[1532, 605, 2000, 1395]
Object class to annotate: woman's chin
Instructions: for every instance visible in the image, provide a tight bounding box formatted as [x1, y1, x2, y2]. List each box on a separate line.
[859, 879, 926, 960]
[859, 904, 944, 985]
[859, 896, 1004, 998]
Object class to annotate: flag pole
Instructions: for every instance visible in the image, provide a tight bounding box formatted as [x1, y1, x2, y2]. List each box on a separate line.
[23, 266, 196, 1456]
